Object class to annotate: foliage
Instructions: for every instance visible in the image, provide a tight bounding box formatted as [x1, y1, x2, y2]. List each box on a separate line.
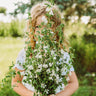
[9, 0, 96, 25]
[69, 26, 96, 76]
[0, 7, 6, 15]
[0, 19, 25, 37]
[0, 69, 19, 96]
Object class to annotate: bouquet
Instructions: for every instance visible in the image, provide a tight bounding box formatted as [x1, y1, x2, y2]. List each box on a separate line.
[12, 2, 75, 96]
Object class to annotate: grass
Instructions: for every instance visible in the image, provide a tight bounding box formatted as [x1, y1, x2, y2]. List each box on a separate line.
[0, 37, 25, 82]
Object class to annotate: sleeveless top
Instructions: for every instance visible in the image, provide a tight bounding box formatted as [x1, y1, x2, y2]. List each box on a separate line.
[13, 48, 74, 94]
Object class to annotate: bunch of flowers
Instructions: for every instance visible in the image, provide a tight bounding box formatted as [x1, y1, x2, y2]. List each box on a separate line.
[12, 3, 75, 96]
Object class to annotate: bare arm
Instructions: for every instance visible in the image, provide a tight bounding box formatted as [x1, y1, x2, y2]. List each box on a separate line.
[11, 67, 34, 96]
[56, 71, 79, 96]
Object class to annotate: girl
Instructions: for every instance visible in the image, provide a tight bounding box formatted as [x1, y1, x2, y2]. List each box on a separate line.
[12, 1, 79, 96]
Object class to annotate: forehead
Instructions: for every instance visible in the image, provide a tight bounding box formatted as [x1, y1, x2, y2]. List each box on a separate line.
[36, 14, 46, 25]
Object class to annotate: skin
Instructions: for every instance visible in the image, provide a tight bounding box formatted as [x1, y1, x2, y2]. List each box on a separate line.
[11, 14, 79, 96]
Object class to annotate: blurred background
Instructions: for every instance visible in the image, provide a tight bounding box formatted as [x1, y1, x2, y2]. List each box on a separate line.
[0, 0, 96, 96]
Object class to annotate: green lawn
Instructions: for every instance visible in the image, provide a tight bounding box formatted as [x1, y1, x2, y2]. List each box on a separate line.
[0, 37, 25, 82]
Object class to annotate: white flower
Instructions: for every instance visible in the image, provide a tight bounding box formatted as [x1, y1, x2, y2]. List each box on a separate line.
[36, 68, 42, 72]
[54, 41, 57, 43]
[69, 71, 72, 76]
[46, 7, 52, 12]
[56, 67, 59, 71]
[35, 53, 42, 58]
[38, 64, 42, 69]
[61, 15, 64, 19]
[42, 16, 48, 25]
[50, 31, 54, 34]
[49, 76, 53, 80]
[92, 73, 95, 77]
[45, 49, 47, 53]
[43, 45, 48, 49]
[66, 76, 70, 81]
[20, 71, 25, 76]
[61, 49, 64, 54]
[61, 66, 68, 75]
[28, 65, 33, 70]
[62, 83, 65, 89]
[51, 50, 55, 55]
[49, 10, 54, 15]
[51, 69, 56, 76]
[53, 56, 56, 60]
[41, 83, 46, 88]
[40, 34, 43, 38]
[36, 41, 38, 44]
[44, 89, 49, 94]
[49, 62, 53, 67]
[46, 69, 51, 73]
[59, 58, 63, 62]
[55, 75, 60, 84]
[46, 7, 54, 16]
[35, 74, 38, 78]
[43, 64, 48, 68]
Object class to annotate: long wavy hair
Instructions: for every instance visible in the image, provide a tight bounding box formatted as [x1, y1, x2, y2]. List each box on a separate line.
[24, 1, 69, 57]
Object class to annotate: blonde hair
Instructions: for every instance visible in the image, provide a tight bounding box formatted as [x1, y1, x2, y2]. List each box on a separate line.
[25, 1, 69, 57]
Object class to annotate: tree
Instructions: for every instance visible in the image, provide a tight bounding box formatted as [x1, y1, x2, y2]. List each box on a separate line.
[0, 7, 6, 15]
[9, 0, 96, 25]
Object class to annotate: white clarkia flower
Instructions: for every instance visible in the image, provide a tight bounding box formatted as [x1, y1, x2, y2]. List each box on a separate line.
[41, 83, 46, 88]
[61, 49, 64, 54]
[46, 7, 52, 12]
[50, 31, 54, 34]
[44, 89, 49, 94]
[40, 35, 43, 38]
[53, 56, 56, 60]
[59, 58, 63, 62]
[49, 76, 53, 80]
[43, 64, 48, 68]
[55, 75, 60, 84]
[61, 66, 68, 75]
[35, 74, 38, 78]
[66, 76, 70, 81]
[38, 64, 42, 69]
[56, 74, 59, 79]
[92, 73, 95, 77]
[49, 10, 54, 15]
[45, 49, 47, 53]
[62, 83, 65, 89]
[51, 50, 55, 55]
[38, 55, 42, 58]
[36, 68, 42, 72]
[46, 69, 51, 73]
[69, 71, 72, 76]
[49, 62, 53, 67]
[56, 67, 59, 71]
[35, 54, 42, 58]
[51, 69, 55, 76]
[28, 65, 33, 70]
[54, 41, 57, 43]
[42, 16, 48, 25]
[61, 15, 64, 19]
[36, 41, 38, 44]
[20, 71, 25, 76]
[46, 7, 54, 16]
[43, 45, 48, 49]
